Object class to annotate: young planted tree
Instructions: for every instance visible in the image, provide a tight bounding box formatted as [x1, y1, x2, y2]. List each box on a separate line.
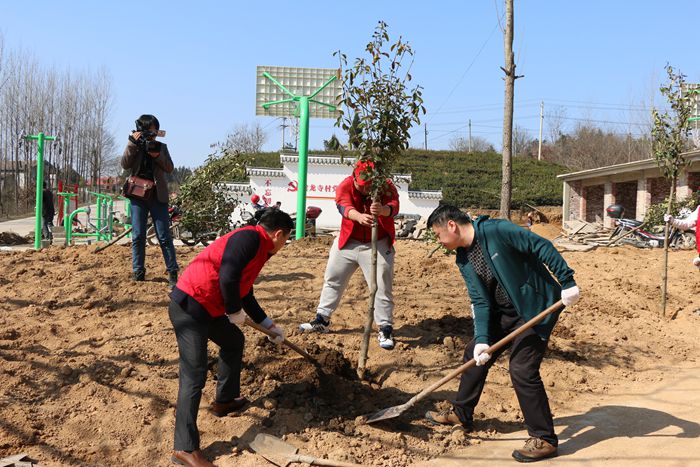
[335, 21, 424, 377]
[651, 65, 693, 317]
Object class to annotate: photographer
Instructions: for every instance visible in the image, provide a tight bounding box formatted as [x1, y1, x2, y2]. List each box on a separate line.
[121, 114, 179, 286]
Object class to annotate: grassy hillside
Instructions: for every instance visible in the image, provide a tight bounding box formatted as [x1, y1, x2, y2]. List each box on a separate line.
[243, 149, 566, 209]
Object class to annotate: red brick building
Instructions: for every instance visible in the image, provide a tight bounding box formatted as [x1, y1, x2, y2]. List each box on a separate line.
[558, 150, 700, 227]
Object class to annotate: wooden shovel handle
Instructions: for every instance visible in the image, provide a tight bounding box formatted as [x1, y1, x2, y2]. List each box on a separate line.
[410, 300, 565, 405]
[293, 453, 365, 466]
[244, 318, 318, 364]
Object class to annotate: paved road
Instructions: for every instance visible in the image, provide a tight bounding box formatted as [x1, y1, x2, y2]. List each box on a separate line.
[416, 363, 700, 466]
[0, 199, 130, 250]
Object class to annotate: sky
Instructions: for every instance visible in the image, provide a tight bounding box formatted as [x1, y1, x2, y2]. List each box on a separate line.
[1, 0, 698, 169]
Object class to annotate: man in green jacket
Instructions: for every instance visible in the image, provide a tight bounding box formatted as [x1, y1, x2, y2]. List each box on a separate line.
[424, 205, 580, 463]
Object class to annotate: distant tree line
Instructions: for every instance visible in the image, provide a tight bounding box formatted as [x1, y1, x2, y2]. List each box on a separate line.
[448, 112, 655, 172]
[0, 33, 116, 218]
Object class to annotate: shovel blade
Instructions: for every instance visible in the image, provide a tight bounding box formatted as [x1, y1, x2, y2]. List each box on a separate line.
[365, 402, 411, 424]
[250, 434, 298, 466]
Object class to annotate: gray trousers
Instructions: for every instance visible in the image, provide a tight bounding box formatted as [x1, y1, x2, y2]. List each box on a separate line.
[316, 236, 395, 328]
[168, 301, 244, 451]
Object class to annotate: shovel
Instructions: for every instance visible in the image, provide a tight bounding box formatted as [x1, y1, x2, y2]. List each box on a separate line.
[365, 300, 564, 424]
[244, 318, 319, 366]
[250, 433, 364, 467]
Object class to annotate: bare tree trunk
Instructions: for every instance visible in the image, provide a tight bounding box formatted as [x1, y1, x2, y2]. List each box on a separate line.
[660, 175, 676, 317]
[357, 215, 378, 379]
[499, 0, 517, 220]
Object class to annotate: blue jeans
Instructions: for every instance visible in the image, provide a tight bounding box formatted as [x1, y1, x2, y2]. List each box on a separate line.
[130, 197, 178, 274]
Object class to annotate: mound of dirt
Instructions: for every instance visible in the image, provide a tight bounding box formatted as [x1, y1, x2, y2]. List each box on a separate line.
[0, 231, 30, 245]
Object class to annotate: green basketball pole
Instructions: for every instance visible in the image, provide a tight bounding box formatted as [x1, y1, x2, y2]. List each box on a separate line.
[261, 72, 338, 239]
[25, 132, 56, 250]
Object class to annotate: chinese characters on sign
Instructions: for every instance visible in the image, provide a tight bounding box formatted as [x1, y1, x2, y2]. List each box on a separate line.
[263, 179, 273, 205]
[286, 180, 337, 194]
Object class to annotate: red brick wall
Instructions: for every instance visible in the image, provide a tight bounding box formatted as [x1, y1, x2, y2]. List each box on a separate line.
[688, 172, 700, 193]
[613, 181, 637, 219]
[584, 184, 604, 223]
[569, 180, 583, 220]
[649, 177, 672, 205]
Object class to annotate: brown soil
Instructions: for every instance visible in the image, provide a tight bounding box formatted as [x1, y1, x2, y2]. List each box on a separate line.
[0, 234, 698, 466]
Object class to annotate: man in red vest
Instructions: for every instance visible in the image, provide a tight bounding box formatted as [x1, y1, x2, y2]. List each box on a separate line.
[664, 199, 700, 269]
[168, 208, 293, 467]
[299, 160, 400, 350]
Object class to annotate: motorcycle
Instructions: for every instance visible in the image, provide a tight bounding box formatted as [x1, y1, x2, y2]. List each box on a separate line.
[606, 204, 696, 249]
[146, 206, 217, 247]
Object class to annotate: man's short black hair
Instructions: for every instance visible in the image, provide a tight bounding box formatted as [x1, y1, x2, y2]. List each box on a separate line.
[427, 204, 471, 229]
[136, 114, 160, 130]
[257, 207, 294, 233]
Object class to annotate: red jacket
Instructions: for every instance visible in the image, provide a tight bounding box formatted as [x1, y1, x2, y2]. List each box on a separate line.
[335, 176, 399, 249]
[172, 225, 273, 322]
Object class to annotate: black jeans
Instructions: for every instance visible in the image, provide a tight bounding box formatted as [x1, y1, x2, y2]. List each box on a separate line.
[168, 301, 245, 451]
[452, 309, 557, 446]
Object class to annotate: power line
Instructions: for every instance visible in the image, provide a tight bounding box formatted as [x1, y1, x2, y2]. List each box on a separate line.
[426, 18, 503, 124]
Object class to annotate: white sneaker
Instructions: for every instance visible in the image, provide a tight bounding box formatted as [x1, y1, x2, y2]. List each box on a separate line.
[378, 326, 395, 350]
[299, 314, 330, 333]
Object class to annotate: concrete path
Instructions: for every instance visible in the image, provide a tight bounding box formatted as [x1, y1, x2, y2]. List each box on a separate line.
[416, 363, 700, 466]
[0, 200, 130, 250]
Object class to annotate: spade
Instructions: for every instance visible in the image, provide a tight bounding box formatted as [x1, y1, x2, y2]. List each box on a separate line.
[365, 300, 564, 424]
[249, 433, 364, 467]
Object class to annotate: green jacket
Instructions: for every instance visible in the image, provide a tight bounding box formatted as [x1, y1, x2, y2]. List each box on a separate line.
[456, 216, 576, 344]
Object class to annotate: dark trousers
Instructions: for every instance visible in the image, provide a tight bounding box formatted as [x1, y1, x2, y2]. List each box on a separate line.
[130, 196, 178, 274]
[452, 309, 557, 446]
[168, 301, 245, 451]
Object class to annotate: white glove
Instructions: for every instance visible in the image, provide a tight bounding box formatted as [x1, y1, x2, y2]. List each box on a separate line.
[227, 311, 245, 326]
[693, 257, 700, 269]
[663, 213, 674, 223]
[473, 343, 491, 366]
[561, 286, 580, 307]
[267, 323, 285, 345]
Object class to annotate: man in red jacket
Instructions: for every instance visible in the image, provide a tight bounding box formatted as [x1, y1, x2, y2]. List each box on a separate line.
[299, 160, 400, 350]
[168, 208, 293, 467]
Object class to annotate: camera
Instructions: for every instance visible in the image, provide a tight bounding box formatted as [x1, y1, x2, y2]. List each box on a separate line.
[134, 119, 166, 153]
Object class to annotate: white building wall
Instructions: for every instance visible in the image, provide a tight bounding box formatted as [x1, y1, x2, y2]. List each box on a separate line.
[226, 154, 441, 229]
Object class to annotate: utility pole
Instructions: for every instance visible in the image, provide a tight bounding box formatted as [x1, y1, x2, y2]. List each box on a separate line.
[499, 0, 522, 220]
[279, 117, 288, 150]
[424, 123, 428, 150]
[538, 100, 544, 161]
[468, 119, 472, 152]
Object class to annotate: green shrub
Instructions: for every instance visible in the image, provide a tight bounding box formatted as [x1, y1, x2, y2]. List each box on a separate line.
[643, 191, 700, 227]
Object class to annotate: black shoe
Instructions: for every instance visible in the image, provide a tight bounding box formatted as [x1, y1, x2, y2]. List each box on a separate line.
[299, 314, 331, 333]
[133, 270, 145, 282]
[168, 270, 178, 289]
[378, 325, 395, 350]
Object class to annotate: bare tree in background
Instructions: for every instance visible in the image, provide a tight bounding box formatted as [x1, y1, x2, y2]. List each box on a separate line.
[512, 124, 534, 157]
[546, 105, 567, 147]
[224, 122, 268, 154]
[0, 42, 115, 217]
[448, 135, 495, 152]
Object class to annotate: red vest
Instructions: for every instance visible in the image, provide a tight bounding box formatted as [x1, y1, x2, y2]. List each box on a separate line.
[176, 225, 273, 318]
[696, 208, 699, 254]
[336, 176, 399, 249]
